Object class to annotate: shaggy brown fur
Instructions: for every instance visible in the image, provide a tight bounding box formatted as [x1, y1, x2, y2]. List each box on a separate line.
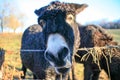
[75, 24, 119, 80]
[79, 24, 117, 48]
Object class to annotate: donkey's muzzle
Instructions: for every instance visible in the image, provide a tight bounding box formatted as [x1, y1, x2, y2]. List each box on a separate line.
[45, 46, 71, 68]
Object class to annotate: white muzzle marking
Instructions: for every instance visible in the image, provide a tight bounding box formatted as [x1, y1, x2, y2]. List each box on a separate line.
[45, 33, 71, 68]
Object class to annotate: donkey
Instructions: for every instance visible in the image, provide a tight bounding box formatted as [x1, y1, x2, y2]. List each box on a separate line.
[20, 1, 87, 79]
[75, 25, 118, 80]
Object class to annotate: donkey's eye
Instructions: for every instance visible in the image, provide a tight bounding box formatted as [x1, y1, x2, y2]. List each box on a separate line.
[39, 19, 46, 27]
[66, 14, 74, 24]
[67, 16, 73, 20]
[66, 14, 74, 21]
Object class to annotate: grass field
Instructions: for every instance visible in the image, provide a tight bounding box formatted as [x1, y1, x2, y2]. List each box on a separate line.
[107, 29, 120, 44]
[0, 29, 120, 79]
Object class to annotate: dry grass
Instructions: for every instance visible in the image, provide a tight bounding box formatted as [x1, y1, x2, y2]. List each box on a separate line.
[0, 33, 33, 79]
[107, 29, 120, 44]
[98, 69, 109, 80]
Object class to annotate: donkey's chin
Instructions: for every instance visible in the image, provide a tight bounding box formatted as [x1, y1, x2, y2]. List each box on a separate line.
[56, 59, 71, 68]
[55, 67, 70, 74]
[62, 59, 71, 68]
[55, 61, 71, 74]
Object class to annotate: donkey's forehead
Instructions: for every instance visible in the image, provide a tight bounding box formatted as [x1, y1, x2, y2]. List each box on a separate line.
[35, 1, 76, 17]
[35, 1, 88, 17]
[47, 1, 75, 12]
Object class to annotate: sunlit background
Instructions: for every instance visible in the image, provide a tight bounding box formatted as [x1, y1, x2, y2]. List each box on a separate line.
[0, 0, 120, 32]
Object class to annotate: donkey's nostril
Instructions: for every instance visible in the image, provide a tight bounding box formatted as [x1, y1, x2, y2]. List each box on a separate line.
[45, 51, 56, 61]
[58, 47, 69, 59]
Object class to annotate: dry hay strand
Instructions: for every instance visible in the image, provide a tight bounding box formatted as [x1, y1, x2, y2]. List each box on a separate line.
[77, 45, 120, 80]
[78, 47, 102, 70]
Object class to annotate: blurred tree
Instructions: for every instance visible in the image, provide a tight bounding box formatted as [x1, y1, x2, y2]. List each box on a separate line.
[0, 2, 10, 32]
[0, 14, 4, 32]
[6, 14, 21, 33]
[100, 19, 120, 29]
[0, 0, 26, 33]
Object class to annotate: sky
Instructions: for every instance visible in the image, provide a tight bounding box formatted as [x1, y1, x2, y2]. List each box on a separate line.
[0, 0, 120, 32]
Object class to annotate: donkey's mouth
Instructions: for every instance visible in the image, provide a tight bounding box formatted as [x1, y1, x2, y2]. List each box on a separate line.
[56, 60, 71, 74]
[56, 68, 70, 74]
[55, 59, 72, 69]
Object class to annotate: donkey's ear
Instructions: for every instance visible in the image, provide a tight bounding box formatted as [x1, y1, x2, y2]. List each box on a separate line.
[34, 6, 48, 16]
[69, 3, 88, 14]
[34, 9, 40, 16]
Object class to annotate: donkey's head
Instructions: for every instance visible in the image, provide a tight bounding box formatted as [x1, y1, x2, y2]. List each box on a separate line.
[35, 1, 87, 74]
